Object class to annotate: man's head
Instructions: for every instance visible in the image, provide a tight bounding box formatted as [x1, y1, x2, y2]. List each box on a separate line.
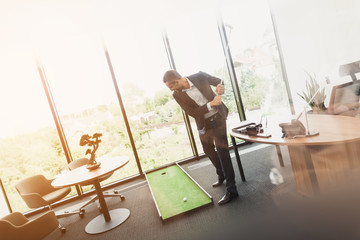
[163, 70, 184, 92]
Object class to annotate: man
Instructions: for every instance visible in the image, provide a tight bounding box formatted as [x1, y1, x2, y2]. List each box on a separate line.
[163, 70, 238, 205]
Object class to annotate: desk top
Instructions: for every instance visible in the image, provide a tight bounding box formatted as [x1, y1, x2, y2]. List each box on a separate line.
[52, 156, 129, 188]
[231, 114, 360, 146]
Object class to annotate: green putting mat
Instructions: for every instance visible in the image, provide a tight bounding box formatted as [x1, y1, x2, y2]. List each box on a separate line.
[146, 164, 212, 220]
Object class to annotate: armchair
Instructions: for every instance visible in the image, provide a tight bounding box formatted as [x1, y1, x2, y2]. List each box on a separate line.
[15, 174, 84, 219]
[0, 211, 60, 240]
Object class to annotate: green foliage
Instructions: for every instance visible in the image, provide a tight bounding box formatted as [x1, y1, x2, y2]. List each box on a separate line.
[172, 125, 179, 135]
[0, 128, 68, 212]
[213, 66, 271, 112]
[212, 69, 238, 113]
[154, 89, 172, 106]
[297, 72, 326, 111]
[238, 68, 269, 110]
[144, 98, 155, 112]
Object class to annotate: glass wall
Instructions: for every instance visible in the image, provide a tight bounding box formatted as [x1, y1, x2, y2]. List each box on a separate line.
[0, 0, 288, 213]
[221, 0, 291, 122]
[165, 9, 241, 148]
[37, 26, 140, 192]
[270, 0, 360, 112]
[104, 23, 196, 172]
[0, 179, 11, 218]
[0, 53, 66, 212]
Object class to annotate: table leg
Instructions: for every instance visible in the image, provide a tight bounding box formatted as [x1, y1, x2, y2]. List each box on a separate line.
[93, 180, 111, 221]
[231, 136, 246, 182]
[303, 147, 319, 195]
[276, 145, 285, 167]
[85, 179, 130, 234]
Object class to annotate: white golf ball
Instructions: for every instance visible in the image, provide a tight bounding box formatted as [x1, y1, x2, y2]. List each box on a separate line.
[183, 197, 187, 202]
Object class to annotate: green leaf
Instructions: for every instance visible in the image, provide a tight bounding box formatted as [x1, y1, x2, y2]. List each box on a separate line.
[297, 71, 326, 110]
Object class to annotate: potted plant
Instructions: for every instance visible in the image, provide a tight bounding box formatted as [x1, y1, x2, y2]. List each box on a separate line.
[80, 133, 103, 170]
[297, 72, 326, 112]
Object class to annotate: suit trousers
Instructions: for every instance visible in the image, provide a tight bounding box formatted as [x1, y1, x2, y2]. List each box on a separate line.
[200, 114, 237, 194]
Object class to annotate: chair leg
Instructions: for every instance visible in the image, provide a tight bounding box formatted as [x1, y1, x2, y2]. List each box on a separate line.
[55, 209, 85, 218]
[58, 223, 66, 233]
[96, 191, 125, 213]
[103, 190, 125, 200]
[76, 190, 126, 213]
[78, 195, 99, 211]
[49, 205, 84, 218]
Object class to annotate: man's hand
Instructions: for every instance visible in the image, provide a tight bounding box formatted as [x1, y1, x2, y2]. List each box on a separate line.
[216, 84, 225, 95]
[210, 95, 222, 107]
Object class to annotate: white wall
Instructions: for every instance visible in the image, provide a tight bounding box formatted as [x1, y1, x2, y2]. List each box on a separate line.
[270, 0, 360, 110]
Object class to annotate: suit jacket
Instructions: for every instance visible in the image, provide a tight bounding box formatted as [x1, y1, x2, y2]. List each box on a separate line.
[173, 71, 229, 131]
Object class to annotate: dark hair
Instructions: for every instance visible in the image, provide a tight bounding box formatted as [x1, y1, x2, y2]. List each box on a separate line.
[163, 70, 182, 83]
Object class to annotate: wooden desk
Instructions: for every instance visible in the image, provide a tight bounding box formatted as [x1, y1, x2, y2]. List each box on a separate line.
[231, 114, 360, 197]
[52, 156, 129, 234]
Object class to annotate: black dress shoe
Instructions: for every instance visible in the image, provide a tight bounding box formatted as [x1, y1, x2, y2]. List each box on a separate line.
[218, 192, 239, 205]
[212, 176, 225, 187]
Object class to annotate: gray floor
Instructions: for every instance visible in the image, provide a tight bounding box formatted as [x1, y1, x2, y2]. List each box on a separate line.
[41, 143, 360, 240]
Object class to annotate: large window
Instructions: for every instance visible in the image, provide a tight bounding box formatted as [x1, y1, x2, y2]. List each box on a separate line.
[270, 0, 360, 112]
[0, 0, 299, 214]
[0, 54, 66, 212]
[165, 9, 241, 148]
[39, 39, 139, 189]
[221, 0, 291, 121]
[104, 23, 196, 172]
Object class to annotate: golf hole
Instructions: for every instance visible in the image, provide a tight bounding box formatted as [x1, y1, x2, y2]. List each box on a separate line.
[161, 172, 167, 175]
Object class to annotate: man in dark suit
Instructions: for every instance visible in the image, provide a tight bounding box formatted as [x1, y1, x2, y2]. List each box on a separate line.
[163, 70, 238, 205]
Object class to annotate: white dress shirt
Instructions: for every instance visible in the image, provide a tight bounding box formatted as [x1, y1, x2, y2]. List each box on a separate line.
[182, 78, 218, 119]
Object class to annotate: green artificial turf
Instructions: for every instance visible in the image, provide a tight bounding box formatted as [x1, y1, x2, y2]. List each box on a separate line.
[146, 165, 212, 220]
